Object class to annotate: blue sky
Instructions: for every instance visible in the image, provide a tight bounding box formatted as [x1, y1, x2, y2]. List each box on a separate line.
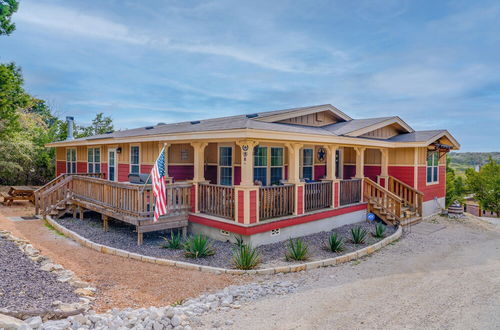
[1, 0, 499, 151]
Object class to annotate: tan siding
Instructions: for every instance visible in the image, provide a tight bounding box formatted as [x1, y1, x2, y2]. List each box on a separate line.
[343, 147, 356, 164]
[277, 111, 338, 127]
[389, 147, 415, 165]
[56, 147, 66, 161]
[168, 143, 194, 164]
[360, 125, 400, 139]
[365, 149, 381, 165]
[77, 146, 87, 162]
[234, 144, 241, 165]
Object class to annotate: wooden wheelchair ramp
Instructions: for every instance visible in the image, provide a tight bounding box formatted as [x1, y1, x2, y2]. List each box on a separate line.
[35, 174, 192, 245]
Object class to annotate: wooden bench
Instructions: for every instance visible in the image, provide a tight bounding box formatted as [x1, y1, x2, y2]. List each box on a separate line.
[0, 192, 14, 206]
[1, 186, 38, 206]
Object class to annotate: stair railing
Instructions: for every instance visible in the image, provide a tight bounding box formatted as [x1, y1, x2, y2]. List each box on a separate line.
[364, 178, 403, 221]
[388, 176, 423, 217]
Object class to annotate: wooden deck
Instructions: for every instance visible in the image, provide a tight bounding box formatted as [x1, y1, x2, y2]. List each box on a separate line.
[35, 174, 191, 245]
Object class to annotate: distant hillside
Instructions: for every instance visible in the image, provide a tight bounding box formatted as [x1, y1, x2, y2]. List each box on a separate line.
[448, 152, 500, 175]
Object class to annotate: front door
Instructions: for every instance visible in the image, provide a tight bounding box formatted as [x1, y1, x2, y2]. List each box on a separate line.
[108, 148, 117, 181]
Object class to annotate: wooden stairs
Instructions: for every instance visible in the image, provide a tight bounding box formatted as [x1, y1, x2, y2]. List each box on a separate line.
[364, 176, 423, 226]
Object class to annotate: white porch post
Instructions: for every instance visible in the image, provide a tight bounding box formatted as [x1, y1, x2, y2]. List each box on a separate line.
[285, 142, 304, 215]
[190, 141, 208, 213]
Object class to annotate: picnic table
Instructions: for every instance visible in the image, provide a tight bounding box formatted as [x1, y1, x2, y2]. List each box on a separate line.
[1, 186, 40, 206]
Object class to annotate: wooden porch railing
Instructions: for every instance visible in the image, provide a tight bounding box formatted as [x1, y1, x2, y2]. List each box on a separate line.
[339, 179, 362, 206]
[259, 184, 294, 220]
[364, 178, 402, 221]
[304, 181, 332, 212]
[388, 176, 423, 217]
[198, 183, 235, 220]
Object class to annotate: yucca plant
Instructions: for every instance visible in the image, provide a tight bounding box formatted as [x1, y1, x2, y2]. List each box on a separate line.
[373, 223, 386, 238]
[183, 234, 215, 258]
[161, 231, 182, 249]
[285, 238, 308, 261]
[234, 235, 245, 248]
[327, 232, 344, 252]
[233, 244, 261, 270]
[350, 226, 367, 244]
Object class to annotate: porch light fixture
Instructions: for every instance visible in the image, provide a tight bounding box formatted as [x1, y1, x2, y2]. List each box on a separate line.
[117, 147, 122, 154]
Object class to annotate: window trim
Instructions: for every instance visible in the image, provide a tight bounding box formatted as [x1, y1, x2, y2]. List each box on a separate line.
[108, 148, 118, 182]
[252, 145, 284, 186]
[87, 147, 101, 174]
[130, 144, 140, 175]
[66, 148, 77, 174]
[300, 147, 314, 180]
[426, 151, 439, 185]
[217, 144, 234, 186]
[270, 146, 284, 186]
[253, 145, 268, 186]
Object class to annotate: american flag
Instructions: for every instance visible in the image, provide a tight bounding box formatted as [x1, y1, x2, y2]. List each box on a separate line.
[151, 147, 167, 222]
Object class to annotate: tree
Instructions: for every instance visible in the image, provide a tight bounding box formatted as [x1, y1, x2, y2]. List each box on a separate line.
[76, 113, 113, 137]
[445, 156, 466, 207]
[465, 158, 500, 216]
[0, 0, 18, 36]
[0, 63, 30, 138]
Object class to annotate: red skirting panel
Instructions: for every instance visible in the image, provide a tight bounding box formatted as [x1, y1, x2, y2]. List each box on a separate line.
[189, 203, 367, 236]
[249, 190, 257, 224]
[297, 186, 304, 215]
[237, 190, 244, 224]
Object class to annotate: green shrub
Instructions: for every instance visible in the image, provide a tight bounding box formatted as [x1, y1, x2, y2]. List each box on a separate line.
[233, 244, 261, 270]
[285, 238, 308, 261]
[183, 234, 215, 258]
[327, 232, 344, 252]
[234, 235, 245, 248]
[161, 231, 182, 249]
[373, 223, 386, 238]
[350, 226, 367, 244]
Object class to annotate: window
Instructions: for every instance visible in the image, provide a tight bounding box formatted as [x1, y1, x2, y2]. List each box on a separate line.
[270, 147, 283, 185]
[253, 146, 267, 185]
[87, 148, 100, 173]
[130, 146, 140, 174]
[301, 148, 313, 180]
[66, 148, 76, 174]
[219, 146, 233, 186]
[427, 151, 439, 183]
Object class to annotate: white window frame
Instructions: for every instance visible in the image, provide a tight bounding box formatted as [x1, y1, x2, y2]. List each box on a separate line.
[270, 146, 284, 185]
[426, 151, 439, 185]
[300, 147, 314, 180]
[130, 145, 140, 174]
[87, 147, 101, 174]
[66, 148, 77, 174]
[253, 145, 268, 186]
[108, 148, 117, 182]
[218, 144, 234, 186]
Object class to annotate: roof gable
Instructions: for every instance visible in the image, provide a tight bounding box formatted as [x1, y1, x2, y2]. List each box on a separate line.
[343, 117, 413, 137]
[255, 104, 352, 126]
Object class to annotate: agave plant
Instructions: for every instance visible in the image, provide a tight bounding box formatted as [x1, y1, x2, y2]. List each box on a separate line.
[373, 223, 386, 238]
[234, 235, 245, 248]
[285, 238, 308, 261]
[183, 234, 215, 258]
[350, 226, 367, 244]
[160, 231, 182, 249]
[327, 232, 344, 252]
[233, 244, 261, 270]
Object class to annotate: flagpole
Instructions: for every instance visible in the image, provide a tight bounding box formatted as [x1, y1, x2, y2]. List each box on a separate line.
[140, 144, 166, 194]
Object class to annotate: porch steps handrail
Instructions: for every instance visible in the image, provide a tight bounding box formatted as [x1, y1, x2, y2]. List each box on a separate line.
[364, 178, 403, 225]
[387, 176, 423, 217]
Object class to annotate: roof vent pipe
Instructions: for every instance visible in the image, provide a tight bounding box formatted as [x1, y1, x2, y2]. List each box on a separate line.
[66, 116, 74, 140]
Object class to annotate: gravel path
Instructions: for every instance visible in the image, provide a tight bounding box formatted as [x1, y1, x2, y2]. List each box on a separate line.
[198, 215, 500, 329]
[0, 237, 80, 313]
[56, 214, 394, 268]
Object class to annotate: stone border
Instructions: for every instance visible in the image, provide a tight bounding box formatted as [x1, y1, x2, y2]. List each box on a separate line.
[46, 216, 402, 275]
[0, 230, 96, 321]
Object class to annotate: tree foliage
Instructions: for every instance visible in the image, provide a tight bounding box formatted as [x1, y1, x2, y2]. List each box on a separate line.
[465, 158, 500, 216]
[0, 0, 18, 36]
[76, 112, 113, 138]
[445, 156, 466, 207]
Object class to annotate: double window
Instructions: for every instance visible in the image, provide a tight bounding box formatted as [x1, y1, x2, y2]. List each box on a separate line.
[253, 146, 284, 186]
[427, 151, 439, 183]
[87, 148, 101, 173]
[130, 146, 140, 174]
[219, 146, 233, 186]
[66, 148, 76, 174]
[301, 148, 314, 180]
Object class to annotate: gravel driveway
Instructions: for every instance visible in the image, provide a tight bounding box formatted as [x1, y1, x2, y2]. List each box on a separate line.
[199, 216, 500, 329]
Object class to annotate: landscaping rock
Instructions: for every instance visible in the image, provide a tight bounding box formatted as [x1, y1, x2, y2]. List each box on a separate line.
[0, 313, 28, 329]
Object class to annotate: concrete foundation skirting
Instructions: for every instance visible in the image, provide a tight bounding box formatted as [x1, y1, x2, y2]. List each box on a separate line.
[46, 216, 403, 275]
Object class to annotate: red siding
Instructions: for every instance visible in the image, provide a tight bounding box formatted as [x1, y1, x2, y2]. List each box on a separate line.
[204, 165, 217, 184]
[189, 203, 367, 235]
[77, 162, 87, 174]
[234, 166, 241, 185]
[237, 190, 244, 223]
[249, 190, 257, 223]
[118, 163, 129, 182]
[334, 181, 339, 208]
[364, 165, 381, 182]
[388, 166, 414, 187]
[101, 162, 108, 179]
[168, 165, 194, 181]
[56, 161, 66, 176]
[343, 165, 356, 179]
[417, 165, 446, 201]
[140, 164, 153, 174]
[314, 165, 326, 180]
[297, 186, 304, 215]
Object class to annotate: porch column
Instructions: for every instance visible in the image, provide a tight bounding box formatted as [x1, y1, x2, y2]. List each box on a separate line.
[326, 145, 339, 208]
[235, 140, 259, 224]
[190, 141, 208, 213]
[285, 142, 304, 215]
[354, 147, 366, 179]
[377, 148, 389, 188]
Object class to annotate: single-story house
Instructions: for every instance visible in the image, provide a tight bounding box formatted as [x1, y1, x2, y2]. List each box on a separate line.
[39, 104, 460, 245]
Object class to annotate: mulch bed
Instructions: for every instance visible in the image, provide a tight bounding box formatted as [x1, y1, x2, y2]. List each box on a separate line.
[0, 237, 80, 313]
[56, 213, 395, 269]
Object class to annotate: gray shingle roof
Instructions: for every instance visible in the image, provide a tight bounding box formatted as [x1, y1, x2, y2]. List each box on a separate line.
[387, 130, 446, 142]
[321, 117, 395, 135]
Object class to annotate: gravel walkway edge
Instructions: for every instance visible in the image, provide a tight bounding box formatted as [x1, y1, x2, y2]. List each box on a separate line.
[47, 216, 403, 275]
